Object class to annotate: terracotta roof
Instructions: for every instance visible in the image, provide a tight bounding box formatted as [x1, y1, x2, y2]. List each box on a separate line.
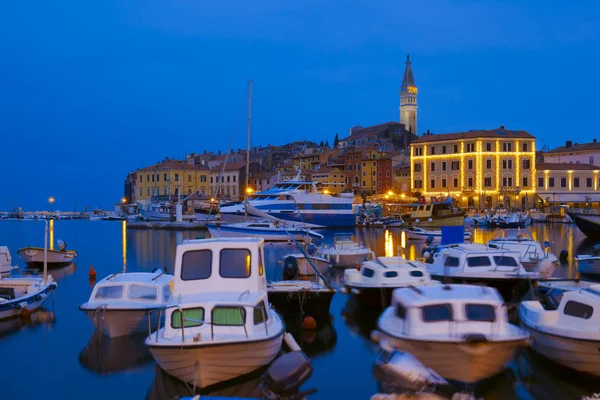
[340, 122, 403, 142]
[537, 163, 599, 171]
[411, 127, 534, 144]
[545, 141, 600, 154]
[210, 161, 247, 171]
[139, 160, 207, 172]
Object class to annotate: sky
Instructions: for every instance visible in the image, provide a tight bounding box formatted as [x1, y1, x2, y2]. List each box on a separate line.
[1, 0, 599, 211]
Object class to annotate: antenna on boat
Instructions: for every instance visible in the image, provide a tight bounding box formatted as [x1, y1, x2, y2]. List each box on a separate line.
[244, 80, 253, 222]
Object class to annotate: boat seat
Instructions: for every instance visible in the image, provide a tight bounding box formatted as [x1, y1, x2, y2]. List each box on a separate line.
[0, 287, 15, 300]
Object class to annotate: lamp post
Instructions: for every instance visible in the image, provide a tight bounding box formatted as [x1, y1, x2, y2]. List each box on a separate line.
[48, 196, 55, 217]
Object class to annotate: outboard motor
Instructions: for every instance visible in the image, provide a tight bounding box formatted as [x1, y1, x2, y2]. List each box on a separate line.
[282, 256, 299, 281]
[592, 244, 600, 257]
[261, 351, 315, 399]
[57, 240, 67, 252]
[373, 350, 448, 394]
[559, 249, 569, 263]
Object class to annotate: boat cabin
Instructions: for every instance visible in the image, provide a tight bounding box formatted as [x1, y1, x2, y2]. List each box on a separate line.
[521, 285, 600, 335]
[154, 237, 277, 343]
[409, 202, 463, 220]
[429, 244, 527, 276]
[386, 284, 509, 337]
[87, 271, 173, 307]
[172, 237, 267, 296]
[345, 257, 434, 288]
[0, 246, 16, 274]
[332, 233, 359, 249]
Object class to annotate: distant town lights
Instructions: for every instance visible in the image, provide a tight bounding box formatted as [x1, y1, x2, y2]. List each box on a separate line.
[246, 187, 254, 194]
[387, 191, 394, 196]
[121, 197, 127, 204]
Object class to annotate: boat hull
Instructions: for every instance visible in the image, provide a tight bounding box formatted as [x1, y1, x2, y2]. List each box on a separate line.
[147, 332, 284, 388]
[403, 215, 465, 228]
[576, 258, 600, 277]
[207, 225, 318, 242]
[220, 211, 355, 228]
[568, 212, 600, 238]
[378, 329, 528, 384]
[521, 323, 600, 377]
[268, 288, 334, 320]
[0, 281, 57, 320]
[404, 229, 471, 241]
[80, 307, 158, 338]
[18, 248, 77, 266]
[344, 285, 396, 309]
[318, 250, 373, 268]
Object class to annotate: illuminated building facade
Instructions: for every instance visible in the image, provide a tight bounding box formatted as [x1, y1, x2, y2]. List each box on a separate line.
[399, 55, 417, 134]
[536, 163, 600, 208]
[410, 127, 536, 208]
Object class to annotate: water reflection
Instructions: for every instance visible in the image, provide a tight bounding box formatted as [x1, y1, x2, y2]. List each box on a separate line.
[79, 333, 153, 375]
[147, 365, 263, 400]
[0, 309, 56, 340]
[514, 348, 599, 399]
[340, 296, 380, 344]
[122, 220, 127, 272]
[284, 315, 337, 358]
[49, 219, 54, 250]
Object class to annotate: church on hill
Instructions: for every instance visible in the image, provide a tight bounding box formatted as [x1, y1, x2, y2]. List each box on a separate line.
[339, 54, 418, 150]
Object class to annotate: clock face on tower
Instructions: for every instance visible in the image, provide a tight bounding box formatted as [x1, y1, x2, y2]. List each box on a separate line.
[407, 86, 418, 94]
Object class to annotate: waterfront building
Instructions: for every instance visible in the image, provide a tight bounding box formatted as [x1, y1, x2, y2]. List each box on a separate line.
[310, 167, 346, 194]
[543, 139, 600, 167]
[209, 161, 263, 200]
[399, 54, 418, 134]
[410, 127, 536, 208]
[536, 163, 600, 208]
[136, 159, 210, 206]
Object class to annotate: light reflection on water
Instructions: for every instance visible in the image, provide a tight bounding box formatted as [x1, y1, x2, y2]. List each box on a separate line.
[0, 220, 598, 399]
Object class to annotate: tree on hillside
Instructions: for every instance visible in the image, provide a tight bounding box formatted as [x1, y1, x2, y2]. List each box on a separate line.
[325, 140, 329, 147]
[319, 140, 324, 147]
[334, 133, 339, 147]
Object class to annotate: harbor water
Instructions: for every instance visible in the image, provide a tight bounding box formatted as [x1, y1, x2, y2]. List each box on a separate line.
[0, 220, 599, 399]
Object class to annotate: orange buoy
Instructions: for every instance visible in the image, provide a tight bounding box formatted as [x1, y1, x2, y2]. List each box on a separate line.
[89, 265, 97, 279]
[302, 316, 317, 330]
[21, 308, 33, 318]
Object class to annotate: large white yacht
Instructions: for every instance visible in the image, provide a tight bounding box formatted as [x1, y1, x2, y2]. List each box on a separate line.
[145, 237, 285, 389]
[374, 284, 530, 384]
[520, 281, 600, 376]
[217, 172, 354, 228]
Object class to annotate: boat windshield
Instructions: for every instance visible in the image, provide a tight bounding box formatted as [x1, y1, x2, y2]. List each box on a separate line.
[334, 233, 354, 243]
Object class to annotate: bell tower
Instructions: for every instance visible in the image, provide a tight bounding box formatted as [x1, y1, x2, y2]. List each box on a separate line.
[399, 54, 418, 134]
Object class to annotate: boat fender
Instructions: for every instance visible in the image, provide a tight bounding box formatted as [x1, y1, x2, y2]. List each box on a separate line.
[415, 218, 420, 224]
[88, 265, 97, 279]
[283, 332, 302, 352]
[336, 254, 340, 265]
[559, 250, 568, 263]
[463, 333, 488, 344]
[340, 286, 348, 294]
[428, 218, 433, 223]
[302, 316, 317, 330]
[371, 330, 381, 343]
[351, 288, 361, 295]
[379, 338, 394, 352]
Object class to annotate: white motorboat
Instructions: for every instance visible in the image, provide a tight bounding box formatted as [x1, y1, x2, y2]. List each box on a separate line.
[520, 283, 600, 376]
[145, 237, 285, 389]
[278, 244, 330, 276]
[575, 244, 600, 277]
[487, 229, 558, 270]
[426, 243, 548, 303]
[402, 226, 471, 242]
[374, 284, 530, 384]
[317, 233, 375, 268]
[0, 275, 58, 320]
[207, 220, 323, 242]
[1, 223, 58, 320]
[18, 240, 77, 267]
[79, 269, 173, 338]
[343, 256, 440, 308]
[0, 246, 17, 275]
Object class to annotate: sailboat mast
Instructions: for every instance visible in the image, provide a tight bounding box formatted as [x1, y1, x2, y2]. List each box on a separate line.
[244, 80, 253, 220]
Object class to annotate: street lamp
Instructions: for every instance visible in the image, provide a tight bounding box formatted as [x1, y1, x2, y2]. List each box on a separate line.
[121, 197, 127, 204]
[48, 197, 55, 215]
[387, 191, 393, 196]
[246, 187, 254, 194]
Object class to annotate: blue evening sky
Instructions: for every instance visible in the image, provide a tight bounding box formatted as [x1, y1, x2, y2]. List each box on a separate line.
[1, 0, 599, 211]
